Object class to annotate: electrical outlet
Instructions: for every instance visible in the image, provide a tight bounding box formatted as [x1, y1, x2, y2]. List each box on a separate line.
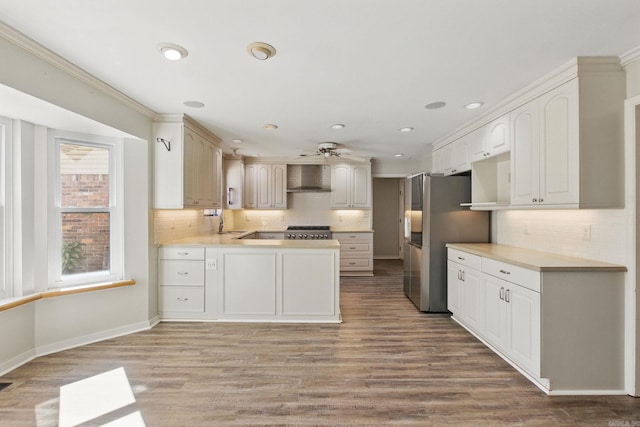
[580, 224, 591, 240]
[206, 259, 217, 270]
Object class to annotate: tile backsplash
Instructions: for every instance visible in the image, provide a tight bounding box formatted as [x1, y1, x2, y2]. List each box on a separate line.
[154, 193, 371, 243]
[496, 209, 628, 264]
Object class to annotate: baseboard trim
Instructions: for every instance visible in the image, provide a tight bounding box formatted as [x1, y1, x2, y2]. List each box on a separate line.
[35, 319, 156, 358]
[0, 349, 36, 377]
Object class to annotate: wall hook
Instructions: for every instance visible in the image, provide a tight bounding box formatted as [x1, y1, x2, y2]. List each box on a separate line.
[156, 137, 171, 151]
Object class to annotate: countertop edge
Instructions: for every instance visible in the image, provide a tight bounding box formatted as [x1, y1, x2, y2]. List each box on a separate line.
[446, 243, 627, 272]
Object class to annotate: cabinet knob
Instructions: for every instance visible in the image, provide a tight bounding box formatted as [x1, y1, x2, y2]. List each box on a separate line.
[539, 198, 544, 203]
[532, 198, 537, 202]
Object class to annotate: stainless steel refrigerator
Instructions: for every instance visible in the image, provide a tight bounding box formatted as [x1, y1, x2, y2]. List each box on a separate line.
[403, 173, 489, 312]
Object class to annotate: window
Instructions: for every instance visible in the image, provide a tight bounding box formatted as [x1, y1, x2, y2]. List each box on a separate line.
[50, 132, 122, 287]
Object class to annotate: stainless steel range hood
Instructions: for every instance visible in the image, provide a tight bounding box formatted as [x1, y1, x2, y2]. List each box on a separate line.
[287, 164, 331, 192]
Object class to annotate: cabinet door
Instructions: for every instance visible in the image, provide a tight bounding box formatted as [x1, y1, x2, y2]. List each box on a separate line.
[244, 164, 259, 208]
[257, 164, 272, 208]
[211, 146, 223, 208]
[450, 137, 470, 175]
[272, 164, 287, 208]
[447, 261, 462, 315]
[183, 128, 198, 206]
[483, 276, 508, 350]
[224, 159, 245, 209]
[510, 101, 540, 206]
[506, 284, 541, 376]
[539, 79, 579, 206]
[461, 267, 484, 332]
[469, 127, 487, 162]
[351, 164, 371, 208]
[199, 139, 215, 206]
[438, 145, 453, 175]
[486, 114, 510, 156]
[331, 164, 351, 208]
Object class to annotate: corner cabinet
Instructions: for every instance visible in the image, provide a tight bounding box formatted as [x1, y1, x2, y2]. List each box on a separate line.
[154, 115, 223, 209]
[245, 163, 287, 209]
[330, 163, 372, 209]
[446, 244, 625, 395]
[510, 71, 625, 208]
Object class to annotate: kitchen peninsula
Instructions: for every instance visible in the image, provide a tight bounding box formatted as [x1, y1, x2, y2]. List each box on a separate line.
[158, 231, 341, 323]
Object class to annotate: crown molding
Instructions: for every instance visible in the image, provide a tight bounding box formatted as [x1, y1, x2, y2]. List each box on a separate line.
[432, 56, 621, 150]
[620, 45, 640, 67]
[0, 20, 155, 118]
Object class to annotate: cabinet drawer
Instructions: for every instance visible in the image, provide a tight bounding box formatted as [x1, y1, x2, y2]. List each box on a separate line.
[448, 248, 481, 270]
[482, 258, 540, 293]
[160, 286, 205, 312]
[340, 258, 372, 269]
[159, 247, 205, 260]
[333, 232, 373, 242]
[340, 242, 371, 253]
[159, 260, 205, 286]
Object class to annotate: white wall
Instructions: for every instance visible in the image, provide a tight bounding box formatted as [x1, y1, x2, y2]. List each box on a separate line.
[0, 30, 155, 373]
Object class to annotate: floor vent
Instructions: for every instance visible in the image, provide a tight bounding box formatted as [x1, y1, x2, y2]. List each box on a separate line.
[0, 383, 12, 391]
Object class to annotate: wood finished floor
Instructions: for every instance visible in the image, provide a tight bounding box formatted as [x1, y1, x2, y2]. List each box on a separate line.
[1, 260, 639, 426]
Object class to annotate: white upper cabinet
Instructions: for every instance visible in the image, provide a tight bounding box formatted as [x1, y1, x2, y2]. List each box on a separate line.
[331, 163, 372, 209]
[449, 135, 471, 175]
[154, 115, 223, 209]
[223, 158, 245, 210]
[511, 64, 624, 208]
[245, 163, 287, 209]
[469, 115, 510, 163]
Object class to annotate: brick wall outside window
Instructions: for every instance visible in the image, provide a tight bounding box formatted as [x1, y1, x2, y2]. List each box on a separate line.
[61, 174, 110, 274]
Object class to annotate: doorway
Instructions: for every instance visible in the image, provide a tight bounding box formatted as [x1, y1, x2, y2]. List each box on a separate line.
[372, 178, 403, 259]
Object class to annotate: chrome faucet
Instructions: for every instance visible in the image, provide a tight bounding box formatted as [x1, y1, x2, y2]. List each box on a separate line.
[218, 210, 224, 233]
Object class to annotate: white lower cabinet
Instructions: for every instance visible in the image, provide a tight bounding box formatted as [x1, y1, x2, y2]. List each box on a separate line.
[158, 248, 206, 319]
[447, 246, 624, 394]
[333, 232, 373, 276]
[159, 245, 341, 323]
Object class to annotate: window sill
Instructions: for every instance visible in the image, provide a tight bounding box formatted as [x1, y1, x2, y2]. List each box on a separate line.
[0, 279, 136, 313]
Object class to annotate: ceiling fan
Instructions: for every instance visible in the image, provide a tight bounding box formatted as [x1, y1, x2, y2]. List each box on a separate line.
[299, 142, 366, 163]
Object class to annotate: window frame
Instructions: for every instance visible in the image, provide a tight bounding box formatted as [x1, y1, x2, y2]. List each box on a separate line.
[48, 131, 123, 288]
[0, 116, 11, 299]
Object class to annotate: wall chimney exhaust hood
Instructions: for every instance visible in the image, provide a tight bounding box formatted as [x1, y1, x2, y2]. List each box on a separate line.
[287, 164, 331, 192]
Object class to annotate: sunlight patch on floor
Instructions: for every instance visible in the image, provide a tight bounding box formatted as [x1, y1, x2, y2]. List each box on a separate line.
[58, 367, 144, 427]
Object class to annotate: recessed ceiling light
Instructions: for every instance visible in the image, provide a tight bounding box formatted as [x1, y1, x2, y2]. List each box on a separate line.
[465, 102, 484, 110]
[183, 100, 205, 108]
[394, 153, 404, 157]
[331, 123, 345, 129]
[425, 101, 447, 110]
[232, 139, 243, 143]
[399, 127, 414, 132]
[247, 42, 277, 60]
[157, 43, 188, 61]
[264, 124, 278, 130]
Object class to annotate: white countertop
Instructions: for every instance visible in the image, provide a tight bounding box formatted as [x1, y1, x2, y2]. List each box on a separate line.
[446, 243, 627, 272]
[160, 231, 340, 249]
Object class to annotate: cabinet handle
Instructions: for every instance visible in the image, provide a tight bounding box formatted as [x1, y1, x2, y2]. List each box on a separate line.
[177, 252, 189, 256]
[457, 270, 461, 280]
[451, 169, 457, 173]
[505, 289, 511, 303]
[177, 272, 189, 276]
[177, 297, 189, 302]
[461, 270, 465, 282]
[457, 256, 465, 261]
[532, 198, 537, 202]
[349, 262, 356, 265]
[499, 269, 511, 275]
[539, 198, 544, 203]
[499, 287, 505, 301]
[349, 247, 357, 250]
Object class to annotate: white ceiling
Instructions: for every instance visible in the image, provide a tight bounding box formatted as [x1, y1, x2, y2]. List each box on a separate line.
[1, 0, 639, 161]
